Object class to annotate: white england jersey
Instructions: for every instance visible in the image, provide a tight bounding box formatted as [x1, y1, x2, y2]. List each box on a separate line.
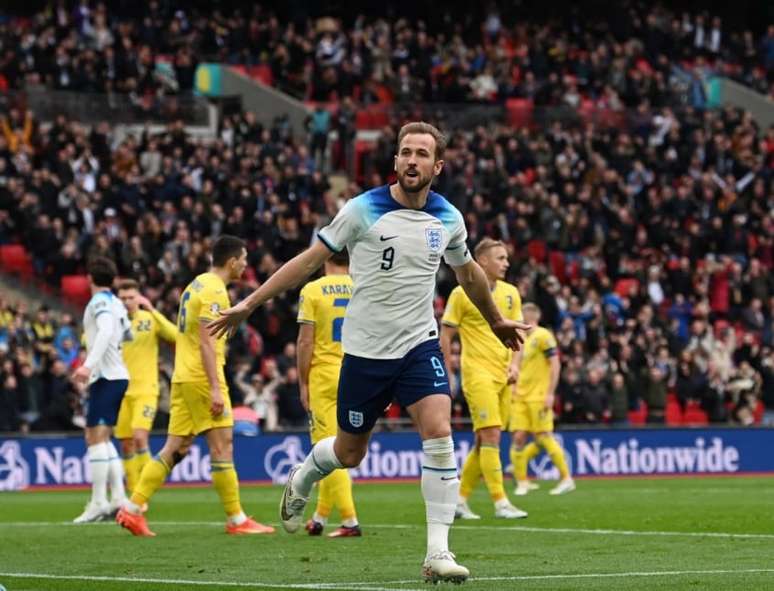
[82, 290, 131, 383]
[318, 185, 472, 359]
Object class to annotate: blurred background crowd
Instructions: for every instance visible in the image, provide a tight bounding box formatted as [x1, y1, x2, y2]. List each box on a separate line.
[0, 0, 772, 434]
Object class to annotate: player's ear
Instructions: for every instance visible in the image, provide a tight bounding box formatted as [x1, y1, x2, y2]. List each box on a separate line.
[433, 158, 444, 176]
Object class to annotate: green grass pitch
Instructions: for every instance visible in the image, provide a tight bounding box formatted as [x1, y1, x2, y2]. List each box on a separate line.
[1, 477, 773, 590]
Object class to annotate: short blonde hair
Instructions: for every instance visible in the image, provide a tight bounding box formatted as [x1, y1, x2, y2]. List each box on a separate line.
[397, 122, 447, 161]
[522, 302, 541, 317]
[474, 237, 506, 260]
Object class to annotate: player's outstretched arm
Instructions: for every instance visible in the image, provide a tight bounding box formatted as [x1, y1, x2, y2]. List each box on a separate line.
[208, 241, 332, 338]
[451, 259, 530, 350]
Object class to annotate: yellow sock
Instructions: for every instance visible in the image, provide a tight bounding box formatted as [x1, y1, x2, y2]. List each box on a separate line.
[211, 461, 242, 517]
[316, 474, 334, 520]
[135, 448, 151, 483]
[479, 444, 505, 502]
[459, 447, 481, 499]
[512, 441, 541, 482]
[538, 435, 570, 479]
[130, 455, 171, 506]
[327, 468, 356, 521]
[122, 453, 137, 493]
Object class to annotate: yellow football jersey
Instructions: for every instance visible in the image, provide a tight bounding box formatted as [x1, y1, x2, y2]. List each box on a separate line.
[123, 309, 177, 396]
[172, 272, 230, 384]
[442, 280, 522, 380]
[297, 274, 353, 370]
[516, 326, 558, 402]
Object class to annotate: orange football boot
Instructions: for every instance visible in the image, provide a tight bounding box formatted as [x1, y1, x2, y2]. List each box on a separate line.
[226, 517, 276, 535]
[116, 507, 156, 537]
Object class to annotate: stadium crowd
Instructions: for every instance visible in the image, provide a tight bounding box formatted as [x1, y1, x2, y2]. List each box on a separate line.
[0, 2, 772, 104]
[0, 2, 773, 434]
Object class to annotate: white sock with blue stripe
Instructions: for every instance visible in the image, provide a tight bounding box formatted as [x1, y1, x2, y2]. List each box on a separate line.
[87, 443, 110, 506]
[422, 436, 459, 558]
[105, 440, 126, 503]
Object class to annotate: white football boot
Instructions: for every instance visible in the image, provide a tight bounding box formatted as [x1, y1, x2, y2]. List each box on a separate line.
[494, 499, 528, 519]
[422, 551, 470, 584]
[279, 465, 309, 533]
[454, 500, 481, 520]
[514, 480, 540, 496]
[73, 501, 110, 524]
[549, 478, 576, 496]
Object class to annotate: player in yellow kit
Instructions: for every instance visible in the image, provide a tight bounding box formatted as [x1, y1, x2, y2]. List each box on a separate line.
[116, 235, 275, 536]
[297, 249, 361, 538]
[440, 238, 528, 519]
[511, 303, 575, 496]
[115, 279, 177, 492]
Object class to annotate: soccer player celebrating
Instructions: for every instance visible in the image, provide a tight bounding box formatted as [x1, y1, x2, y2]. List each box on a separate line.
[511, 303, 575, 496]
[440, 237, 528, 520]
[209, 122, 529, 583]
[116, 236, 275, 536]
[72, 257, 132, 523]
[115, 279, 177, 493]
[297, 249, 361, 538]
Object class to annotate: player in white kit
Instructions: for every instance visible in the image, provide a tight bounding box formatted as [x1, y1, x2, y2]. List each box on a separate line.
[72, 257, 132, 523]
[209, 122, 529, 583]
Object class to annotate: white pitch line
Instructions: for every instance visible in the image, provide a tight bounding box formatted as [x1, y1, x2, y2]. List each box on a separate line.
[347, 568, 774, 587]
[0, 572, 421, 591]
[2, 520, 774, 540]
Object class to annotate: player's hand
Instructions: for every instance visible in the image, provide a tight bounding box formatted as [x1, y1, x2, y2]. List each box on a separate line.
[506, 365, 520, 385]
[299, 383, 310, 412]
[208, 300, 252, 338]
[72, 365, 91, 385]
[210, 388, 225, 417]
[544, 393, 555, 411]
[136, 294, 153, 310]
[490, 319, 531, 351]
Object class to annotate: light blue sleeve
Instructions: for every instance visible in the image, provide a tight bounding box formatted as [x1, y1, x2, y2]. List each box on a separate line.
[443, 209, 472, 267]
[317, 197, 367, 252]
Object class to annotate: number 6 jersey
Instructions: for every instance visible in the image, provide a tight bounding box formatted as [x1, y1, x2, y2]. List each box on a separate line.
[317, 185, 472, 360]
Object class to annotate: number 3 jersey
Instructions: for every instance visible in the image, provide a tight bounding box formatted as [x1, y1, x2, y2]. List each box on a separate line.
[172, 272, 230, 384]
[317, 185, 472, 360]
[297, 274, 353, 370]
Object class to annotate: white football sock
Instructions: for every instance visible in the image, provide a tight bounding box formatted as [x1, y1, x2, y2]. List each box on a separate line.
[87, 443, 110, 506]
[341, 517, 358, 528]
[422, 436, 459, 558]
[294, 437, 343, 498]
[228, 511, 247, 526]
[105, 440, 126, 502]
[312, 512, 328, 526]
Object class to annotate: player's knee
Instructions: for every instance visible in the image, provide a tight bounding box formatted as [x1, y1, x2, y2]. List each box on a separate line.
[422, 435, 455, 468]
[337, 446, 366, 468]
[478, 426, 501, 446]
[512, 431, 528, 448]
[132, 435, 148, 451]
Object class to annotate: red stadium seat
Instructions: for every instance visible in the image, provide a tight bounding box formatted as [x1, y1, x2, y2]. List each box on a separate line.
[665, 398, 683, 425]
[526, 239, 547, 263]
[0, 244, 33, 278]
[683, 402, 709, 426]
[61, 275, 92, 306]
[628, 402, 647, 425]
[505, 98, 534, 128]
[614, 278, 639, 297]
[549, 251, 566, 283]
[753, 400, 764, 424]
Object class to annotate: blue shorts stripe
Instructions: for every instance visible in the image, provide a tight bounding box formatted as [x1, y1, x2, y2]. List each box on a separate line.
[422, 466, 457, 472]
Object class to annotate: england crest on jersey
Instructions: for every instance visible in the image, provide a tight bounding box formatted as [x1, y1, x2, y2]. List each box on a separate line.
[348, 410, 364, 428]
[425, 228, 442, 252]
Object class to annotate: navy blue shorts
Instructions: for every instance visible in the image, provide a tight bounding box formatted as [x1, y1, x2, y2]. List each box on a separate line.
[86, 378, 128, 427]
[337, 339, 451, 434]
